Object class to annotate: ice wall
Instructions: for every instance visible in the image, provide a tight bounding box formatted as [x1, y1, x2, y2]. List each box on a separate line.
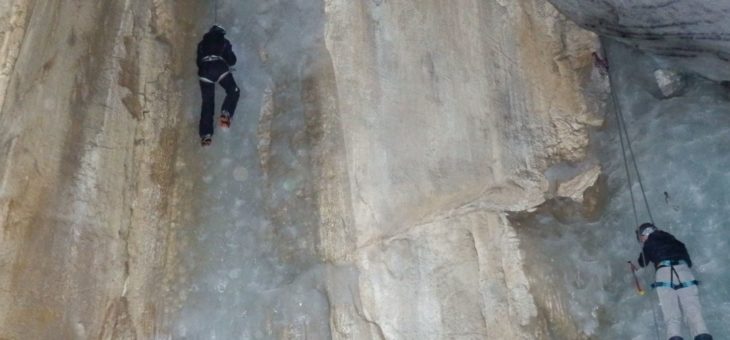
[164, 1, 333, 338]
[513, 39, 730, 338]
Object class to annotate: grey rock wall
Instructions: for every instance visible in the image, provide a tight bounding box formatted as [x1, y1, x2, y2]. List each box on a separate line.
[548, 0, 730, 80]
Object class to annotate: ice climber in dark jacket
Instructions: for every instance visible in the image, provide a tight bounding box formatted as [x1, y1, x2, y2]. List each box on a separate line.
[636, 223, 712, 340]
[196, 25, 240, 146]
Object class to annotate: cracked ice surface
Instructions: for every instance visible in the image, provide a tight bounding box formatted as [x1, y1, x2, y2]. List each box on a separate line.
[170, 1, 330, 339]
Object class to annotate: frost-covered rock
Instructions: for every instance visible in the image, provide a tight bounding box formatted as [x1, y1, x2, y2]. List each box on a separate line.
[654, 69, 686, 98]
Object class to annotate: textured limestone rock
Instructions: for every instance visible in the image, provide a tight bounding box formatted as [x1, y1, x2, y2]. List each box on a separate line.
[0, 1, 203, 338]
[557, 165, 602, 203]
[347, 211, 538, 339]
[0, 0, 30, 111]
[547, 0, 730, 81]
[318, 0, 605, 338]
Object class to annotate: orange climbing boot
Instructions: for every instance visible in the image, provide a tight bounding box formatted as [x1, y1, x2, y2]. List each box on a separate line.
[219, 112, 231, 129]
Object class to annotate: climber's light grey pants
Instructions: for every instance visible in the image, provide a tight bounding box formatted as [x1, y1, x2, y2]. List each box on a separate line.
[655, 264, 709, 339]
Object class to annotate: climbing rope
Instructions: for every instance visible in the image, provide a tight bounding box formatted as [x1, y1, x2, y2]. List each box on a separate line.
[603, 42, 662, 340]
[213, 0, 219, 25]
[609, 81, 655, 226]
[617, 102, 655, 225]
[614, 103, 641, 226]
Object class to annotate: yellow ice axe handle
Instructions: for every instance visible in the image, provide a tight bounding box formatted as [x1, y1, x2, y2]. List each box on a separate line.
[628, 261, 646, 295]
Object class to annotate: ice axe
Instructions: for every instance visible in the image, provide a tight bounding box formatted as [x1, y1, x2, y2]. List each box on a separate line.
[628, 261, 645, 296]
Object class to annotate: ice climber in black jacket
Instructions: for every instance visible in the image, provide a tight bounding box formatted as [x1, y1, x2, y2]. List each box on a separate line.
[636, 223, 712, 340]
[196, 25, 240, 146]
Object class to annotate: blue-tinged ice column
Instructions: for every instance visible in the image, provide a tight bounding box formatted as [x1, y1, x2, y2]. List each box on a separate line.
[169, 1, 331, 338]
[515, 38, 730, 338]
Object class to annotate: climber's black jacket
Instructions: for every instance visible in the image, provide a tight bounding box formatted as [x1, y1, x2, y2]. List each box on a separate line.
[637, 230, 692, 269]
[196, 31, 237, 75]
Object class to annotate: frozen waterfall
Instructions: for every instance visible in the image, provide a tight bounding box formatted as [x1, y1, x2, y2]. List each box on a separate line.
[169, 1, 331, 338]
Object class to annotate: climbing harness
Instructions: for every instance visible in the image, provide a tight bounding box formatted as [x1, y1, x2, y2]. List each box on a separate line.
[199, 55, 231, 84]
[199, 52, 231, 84]
[656, 259, 688, 269]
[603, 42, 662, 340]
[201, 55, 225, 63]
[650, 260, 700, 290]
[199, 71, 231, 84]
[651, 280, 699, 290]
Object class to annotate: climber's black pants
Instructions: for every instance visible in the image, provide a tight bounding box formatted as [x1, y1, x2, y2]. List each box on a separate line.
[199, 73, 240, 137]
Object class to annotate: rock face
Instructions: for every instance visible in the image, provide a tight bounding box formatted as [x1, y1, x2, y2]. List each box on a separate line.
[547, 0, 730, 81]
[557, 165, 602, 202]
[319, 0, 604, 338]
[0, 0, 203, 338]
